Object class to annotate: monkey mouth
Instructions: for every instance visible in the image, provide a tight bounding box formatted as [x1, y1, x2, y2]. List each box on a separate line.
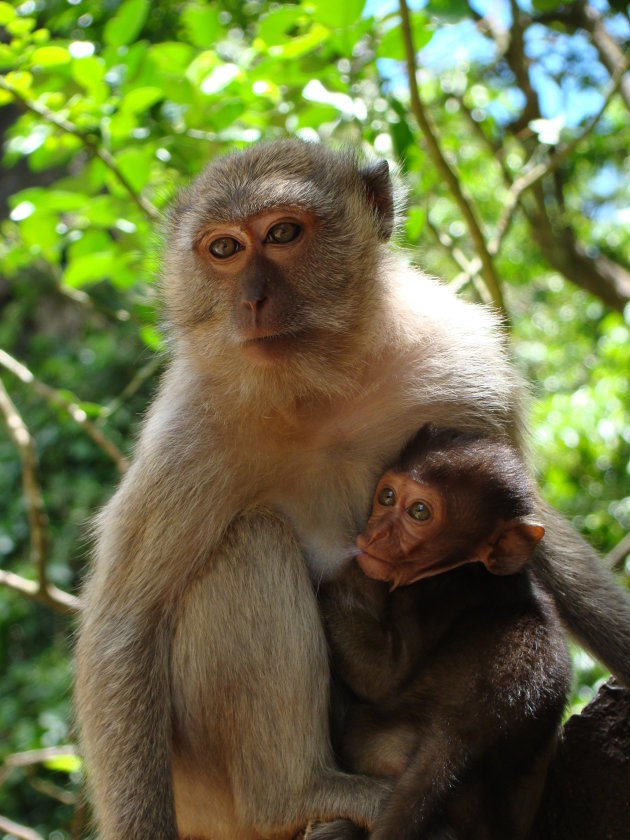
[356, 551, 396, 582]
[242, 329, 308, 359]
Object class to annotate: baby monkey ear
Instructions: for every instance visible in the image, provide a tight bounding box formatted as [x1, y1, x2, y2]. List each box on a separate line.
[477, 519, 546, 576]
[359, 160, 394, 241]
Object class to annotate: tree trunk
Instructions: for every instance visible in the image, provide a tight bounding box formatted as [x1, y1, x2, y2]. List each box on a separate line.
[530, 679, 630, 839]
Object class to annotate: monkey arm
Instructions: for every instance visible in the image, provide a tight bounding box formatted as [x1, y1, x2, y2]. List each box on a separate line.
[323, 605, 415, 702]
[75, 421, 236, 839]
[76, 601, 177, 838]
[321, 580, 442, 702]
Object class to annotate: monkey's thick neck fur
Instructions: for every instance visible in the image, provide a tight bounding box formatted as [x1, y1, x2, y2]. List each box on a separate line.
[76, 140, 630, 840]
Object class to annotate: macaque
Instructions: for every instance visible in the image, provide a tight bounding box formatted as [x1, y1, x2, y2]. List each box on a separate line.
[312, 425, 571, 839]
[75, 140, 630, 840]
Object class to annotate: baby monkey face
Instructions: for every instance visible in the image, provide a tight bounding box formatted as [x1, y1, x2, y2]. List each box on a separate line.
[355, 470, 449, 588]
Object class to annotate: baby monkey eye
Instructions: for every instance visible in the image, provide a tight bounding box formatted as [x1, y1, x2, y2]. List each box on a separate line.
[266, 222, 301, 244]
[209, 237, 241, 258]
[408, 502, 431, 522]
[377, 487, 396, 507]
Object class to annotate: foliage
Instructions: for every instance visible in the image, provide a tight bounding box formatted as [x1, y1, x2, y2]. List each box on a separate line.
[0, 0, 628, 835]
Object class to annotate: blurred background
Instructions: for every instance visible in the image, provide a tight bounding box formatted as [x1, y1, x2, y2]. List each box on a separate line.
[0, 0, 629, 836]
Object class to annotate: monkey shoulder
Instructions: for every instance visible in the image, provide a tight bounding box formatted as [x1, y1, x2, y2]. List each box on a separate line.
[383, 266, 523, 434]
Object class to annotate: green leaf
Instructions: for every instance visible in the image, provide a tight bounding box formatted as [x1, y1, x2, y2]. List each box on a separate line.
[104, 0, 150, 47]
[269, 23, 330, 58]
[84, 196, 123, 227]
[0, 44, 16, 71]
[71, 56, 106, 90]
[309, 0, 364, 31]
[68, 230, 113, 259]
[257, 6, 305, 46]
[140, 325, 164, 350]
[18, 210, 59, 253]
[113, 147, 153, 193]
[424, 0, 470, 19]
[147, 42, 195, 74]
[185, 50, 219, 87]
[0, 2, 16, 25]
[44, 754, 83, 774]
[106, 111, 138, 139]
[31, 46, 71, 67]
[6, 16, 35, 36]
[181, 3, 221, 48]
[531, 0, 565, 11]
[64, 252, 117, 287]
[120, 86, 164, 114]
[10, 188, 89, 213]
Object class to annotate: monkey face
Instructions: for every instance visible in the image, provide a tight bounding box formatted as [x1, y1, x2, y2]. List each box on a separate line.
[193, 207, 317, 362]
[162, 141, 396, 380]
[356, 470, 449, 588]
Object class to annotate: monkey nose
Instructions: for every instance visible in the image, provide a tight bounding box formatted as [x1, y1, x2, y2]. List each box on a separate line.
[242, 297, 268, 322]
[371, 524, 392, 541]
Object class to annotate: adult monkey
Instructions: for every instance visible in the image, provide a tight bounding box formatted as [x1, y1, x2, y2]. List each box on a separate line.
[75, 140, 630, 839]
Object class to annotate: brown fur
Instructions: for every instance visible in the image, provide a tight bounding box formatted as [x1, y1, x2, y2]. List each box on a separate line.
[75, 140, 630, 839]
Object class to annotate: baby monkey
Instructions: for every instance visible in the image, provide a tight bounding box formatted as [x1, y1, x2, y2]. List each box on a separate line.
[314, 425, 571, 840]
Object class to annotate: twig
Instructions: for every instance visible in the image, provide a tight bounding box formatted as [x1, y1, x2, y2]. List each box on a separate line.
[0, 816, 44, 840]
[102, 355, 162, 420]
[0, 379, 80, 615]
[0, 76, 160, 222]
[0, 746, 79, 787]
[487, 56, 630, 257]
[28, 777, 77, 805]
[606, 533, 630, 573]
[398, 0, 506, 316]
[0, 349, 129, 473]
[424, 216, 492, 304]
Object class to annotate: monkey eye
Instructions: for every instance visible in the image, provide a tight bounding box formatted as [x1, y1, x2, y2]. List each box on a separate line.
[209, 236, 241, 258]
[266, 222, 301, 244]
[407, 502, 432, 522]
[377, 487, 396, 507]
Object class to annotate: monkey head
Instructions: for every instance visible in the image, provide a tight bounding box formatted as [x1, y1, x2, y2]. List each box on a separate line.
[161, 140, 396, 386]
[356, 427, 545, 590]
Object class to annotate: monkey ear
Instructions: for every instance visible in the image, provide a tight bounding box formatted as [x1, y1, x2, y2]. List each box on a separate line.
[359, 160, 394, 241]
[477, 519, 545, 576]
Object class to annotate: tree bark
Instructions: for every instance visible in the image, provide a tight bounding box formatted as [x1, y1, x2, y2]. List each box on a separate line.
[530, 679, 630, 839]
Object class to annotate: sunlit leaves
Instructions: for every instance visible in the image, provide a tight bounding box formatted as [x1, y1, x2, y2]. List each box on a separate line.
[180, 3, 221, 49]
[31, 46, 71, 67]
[104, 0, 150, 47]
[120, 86, 164, 114]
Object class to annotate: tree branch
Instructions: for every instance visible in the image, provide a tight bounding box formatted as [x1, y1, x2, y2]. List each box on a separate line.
[0, 378, 80, 615]
[0, 349, 129, 473]
[606, 533, 630, 573]
[488, 55, 630, 257]
[102, 355, 162, 420]
[0, 816, 44, 840]
[0, 76, 160, 222]
[548, 1, 630, 113]
[477, 2, 630, 311]
[398, 0, 506, 317]
[424, 215, 491, 303]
